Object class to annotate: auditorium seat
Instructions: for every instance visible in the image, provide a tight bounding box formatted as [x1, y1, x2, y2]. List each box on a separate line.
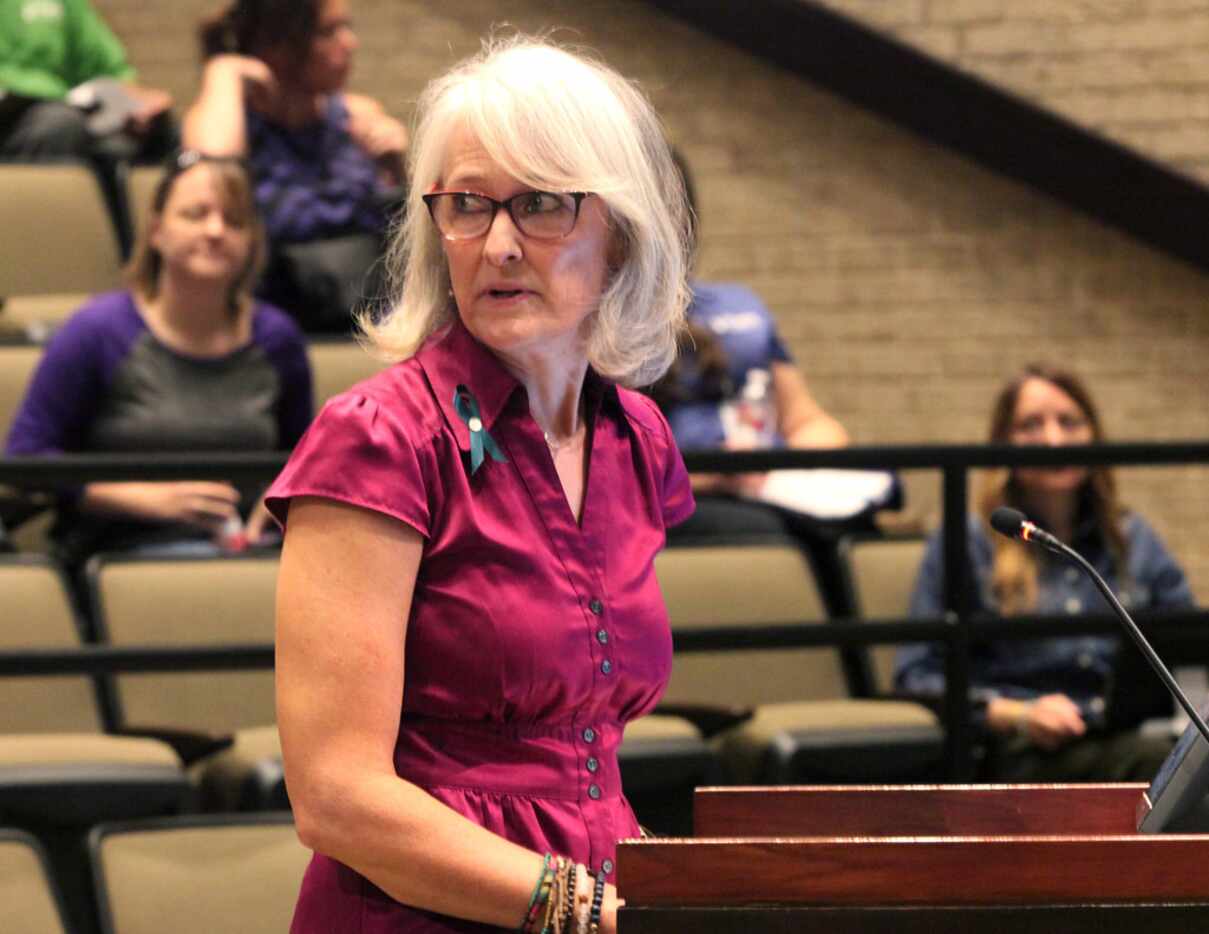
[0, 165, 122, 300]
[89, 813, 308, 934]
[0, 828, 70, 934]
[0, 294, 84, 341]
[0, 557, 187, 821]
[654, 539, 944, 784]
[838, 534, 929, 694]
[87, 551, 285, 809]
[307, 336, 388, 412]
[126, 165, 161, 247]
[619, 713, 720, 836]
[0, 556, 190, 934]
[0, 338, 42, 443]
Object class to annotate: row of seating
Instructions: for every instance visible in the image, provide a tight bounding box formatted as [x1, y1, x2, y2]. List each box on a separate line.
[0, 534, 934, 811]
[0, 536, 932, 929]
[6, 813, 304, 934]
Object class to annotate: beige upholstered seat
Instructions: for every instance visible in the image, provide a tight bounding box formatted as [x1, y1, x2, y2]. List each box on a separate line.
[0, 557, 102, 734]
[126, 165, 161, 247]
[90, 814, 309, 934]
[89, 553, 279, 736]
[0, 294, 86, 341]
[0, 341, 44, 444]
[0, 165, 121, 298]
[88, 552, 284, 808]
[839, 535, 929, 693]
[655, 541, 943, 784]
[655, 543, 844, 708]
[308, 337, 388, 412]
[0, 558, 189, 825]
[0, 829, 69, 934]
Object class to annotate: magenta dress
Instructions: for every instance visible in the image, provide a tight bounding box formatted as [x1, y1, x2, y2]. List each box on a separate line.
[266, 321, 694, 932]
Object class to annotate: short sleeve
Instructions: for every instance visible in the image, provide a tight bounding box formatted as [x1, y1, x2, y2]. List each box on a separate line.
[264, 391, 431, 537]
[660, 427, 694, 528]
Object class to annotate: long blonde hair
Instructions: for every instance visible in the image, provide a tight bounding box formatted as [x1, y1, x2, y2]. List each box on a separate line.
[976, 364, 1126, 613]
[358, 34, 693, 388]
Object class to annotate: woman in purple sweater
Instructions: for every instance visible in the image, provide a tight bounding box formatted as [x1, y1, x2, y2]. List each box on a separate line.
[5, 150, 312, 565]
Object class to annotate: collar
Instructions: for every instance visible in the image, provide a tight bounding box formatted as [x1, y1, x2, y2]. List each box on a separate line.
[416, 319, 522, 453]
[416, 318, 621, 452]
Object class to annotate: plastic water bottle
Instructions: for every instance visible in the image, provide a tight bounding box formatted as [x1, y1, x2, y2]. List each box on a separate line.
[720, 368, 776, 449]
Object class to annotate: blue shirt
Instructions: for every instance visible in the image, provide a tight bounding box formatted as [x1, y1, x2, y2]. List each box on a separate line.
[896, 512, 1195, 726]
[663, 281, 792, 450]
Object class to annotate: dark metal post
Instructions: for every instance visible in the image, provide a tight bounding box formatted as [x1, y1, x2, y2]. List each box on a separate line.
[941, 464, 975, 780]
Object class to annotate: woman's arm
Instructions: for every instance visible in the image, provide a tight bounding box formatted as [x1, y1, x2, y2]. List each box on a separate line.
[182, 55, 277, 156]
[771, 361, 848, 448]
[344, 93, 408, 188]
[277, 497, 619, 930]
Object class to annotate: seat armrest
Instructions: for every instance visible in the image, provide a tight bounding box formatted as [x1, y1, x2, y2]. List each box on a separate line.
[651, 703, 754, 738]
[110, 727, 234, 765]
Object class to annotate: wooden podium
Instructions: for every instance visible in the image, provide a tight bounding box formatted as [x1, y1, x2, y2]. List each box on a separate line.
[616, 784, 1209, 932]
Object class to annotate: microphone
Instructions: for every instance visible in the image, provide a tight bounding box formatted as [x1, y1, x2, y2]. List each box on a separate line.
[989, 506, 1209, 747]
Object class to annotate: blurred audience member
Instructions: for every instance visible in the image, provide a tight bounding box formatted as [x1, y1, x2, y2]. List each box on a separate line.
[651, 151, 893, 617]
[5, 151, 312, 571]
[897, 363, 1194, 781]
[0, 0, 175, 162]
[184, 0, 405, 332]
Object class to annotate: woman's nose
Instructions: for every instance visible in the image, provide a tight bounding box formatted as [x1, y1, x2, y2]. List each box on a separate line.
[1041, 418, 1066, 445]
[204, 212, 226, 236]
[483, 209, 523, 266]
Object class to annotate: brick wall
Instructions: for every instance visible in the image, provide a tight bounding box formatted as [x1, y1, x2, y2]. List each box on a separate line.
[94, 0, 1209, 596]
[818, 0, 1209, 185]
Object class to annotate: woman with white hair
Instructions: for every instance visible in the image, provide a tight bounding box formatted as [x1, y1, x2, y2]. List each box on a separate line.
[265, 36, 694, 932]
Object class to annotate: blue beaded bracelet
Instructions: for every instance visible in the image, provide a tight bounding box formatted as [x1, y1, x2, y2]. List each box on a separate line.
[589, 869, 606, 932]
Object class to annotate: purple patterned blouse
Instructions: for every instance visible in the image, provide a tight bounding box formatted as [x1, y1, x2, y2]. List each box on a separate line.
[266, 319, 694, 932]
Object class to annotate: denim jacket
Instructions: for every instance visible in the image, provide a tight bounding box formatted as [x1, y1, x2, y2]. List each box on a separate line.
[895, 511, 1195, 728]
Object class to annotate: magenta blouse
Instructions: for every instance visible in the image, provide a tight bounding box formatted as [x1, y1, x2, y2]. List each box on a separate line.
[266, 320, 694, 932]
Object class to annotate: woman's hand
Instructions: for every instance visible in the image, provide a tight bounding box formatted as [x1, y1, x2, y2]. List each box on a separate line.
[346, 94, 407, 185]
[207, 54, 279, 110]
[243, 496, 281, 546]
[989, 694, 1086, 751]
[81, 481, 241, 532]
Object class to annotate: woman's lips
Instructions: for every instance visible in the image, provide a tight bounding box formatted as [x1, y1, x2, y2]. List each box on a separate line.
[481, 287, 532, 304]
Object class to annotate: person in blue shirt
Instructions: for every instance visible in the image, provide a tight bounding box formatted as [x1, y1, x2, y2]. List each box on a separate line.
[897, 363, 1195, 781]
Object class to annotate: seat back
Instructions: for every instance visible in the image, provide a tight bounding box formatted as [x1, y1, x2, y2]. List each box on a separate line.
[0, 340, 43, 443]
[308, 338, 387, 412]
[127, 165, 162, 248]
[840, 536, 928, 693]
[0, 164, 121, 297]
[90, 814, 308, 934]
[90, 553, 279, 734]
[0, 829, 70, 934]
[0, 557, 104, 733]
[655, 543, 843, 708]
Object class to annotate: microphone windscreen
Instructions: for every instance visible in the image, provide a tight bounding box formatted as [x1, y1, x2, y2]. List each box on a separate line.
[990, 506, 1027, 540]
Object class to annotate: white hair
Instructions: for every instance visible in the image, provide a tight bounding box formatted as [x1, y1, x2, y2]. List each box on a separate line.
[358, 35, 692, 388]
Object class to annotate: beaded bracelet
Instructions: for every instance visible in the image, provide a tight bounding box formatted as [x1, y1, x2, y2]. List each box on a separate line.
[540, 857, 565, 934]
[588, 870, 606, 934]
[520, 853, 554, 933]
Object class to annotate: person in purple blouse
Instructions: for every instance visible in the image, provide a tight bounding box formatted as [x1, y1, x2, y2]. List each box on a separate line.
[183, 0, 407, 331]
[265, 36, 695, 934]
[5, 151, 312, 564]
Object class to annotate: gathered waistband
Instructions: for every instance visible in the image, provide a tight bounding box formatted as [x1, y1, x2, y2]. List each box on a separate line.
[394, 714, 625, 801]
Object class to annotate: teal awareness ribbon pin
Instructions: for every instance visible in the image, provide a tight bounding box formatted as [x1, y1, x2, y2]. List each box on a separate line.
[453, 385, 507, 475]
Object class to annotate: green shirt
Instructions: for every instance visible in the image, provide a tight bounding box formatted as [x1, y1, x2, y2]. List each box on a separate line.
[0, 0, 135, 101]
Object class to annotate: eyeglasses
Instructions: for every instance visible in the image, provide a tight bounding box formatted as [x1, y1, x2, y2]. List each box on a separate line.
[422, 190, 589, 241]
